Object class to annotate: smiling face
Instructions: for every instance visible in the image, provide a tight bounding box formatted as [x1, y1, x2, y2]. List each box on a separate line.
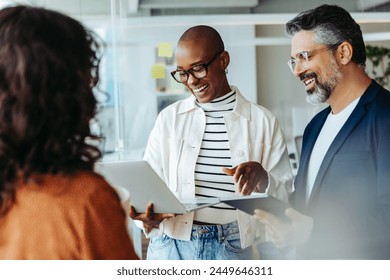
[175, 38, 230, 103]
[291, 31, 343, 105]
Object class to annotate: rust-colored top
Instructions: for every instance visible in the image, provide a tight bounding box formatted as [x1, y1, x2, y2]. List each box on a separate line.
[0, 171, 138, 260]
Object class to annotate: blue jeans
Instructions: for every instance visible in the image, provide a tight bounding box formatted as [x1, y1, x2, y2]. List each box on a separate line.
[146, 221, 254, 260]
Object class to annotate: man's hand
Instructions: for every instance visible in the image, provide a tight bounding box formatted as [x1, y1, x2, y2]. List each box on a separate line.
[254, 208, 313, 249]
[223, 161, 268, 195]
[129, 202, 175, 234]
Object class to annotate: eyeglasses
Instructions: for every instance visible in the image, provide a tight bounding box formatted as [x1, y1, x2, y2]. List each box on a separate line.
[171, 52, 222, 83]
[287, 47, 329, 73]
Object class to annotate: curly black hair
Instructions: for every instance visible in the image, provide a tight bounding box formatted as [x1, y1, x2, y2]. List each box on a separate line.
[0, 5, 104, 215]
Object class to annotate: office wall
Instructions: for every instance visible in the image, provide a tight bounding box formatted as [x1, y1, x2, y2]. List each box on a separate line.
[255, 24, 325, 155]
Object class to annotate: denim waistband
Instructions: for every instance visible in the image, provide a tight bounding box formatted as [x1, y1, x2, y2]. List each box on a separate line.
[191, 221, 239, 242]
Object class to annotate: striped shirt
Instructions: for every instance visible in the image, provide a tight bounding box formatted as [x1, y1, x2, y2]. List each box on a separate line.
[193, 90, 237, 224]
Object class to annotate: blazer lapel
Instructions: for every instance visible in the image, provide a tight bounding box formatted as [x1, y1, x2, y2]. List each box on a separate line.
[294, 108, 330, 212]
[306, 99, 367, 209]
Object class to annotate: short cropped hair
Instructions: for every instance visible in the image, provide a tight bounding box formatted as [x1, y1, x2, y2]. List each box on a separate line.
[179, 25, 225, 53]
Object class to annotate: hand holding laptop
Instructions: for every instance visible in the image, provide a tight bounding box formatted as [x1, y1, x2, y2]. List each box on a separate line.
[94, 160, 221, 214]
[129, 202, 175, 234]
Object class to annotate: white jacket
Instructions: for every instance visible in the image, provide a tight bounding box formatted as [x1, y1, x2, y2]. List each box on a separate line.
[141, 86, 293, 248]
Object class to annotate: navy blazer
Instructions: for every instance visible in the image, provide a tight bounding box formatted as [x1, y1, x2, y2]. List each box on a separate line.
[292, 80, 390, 259]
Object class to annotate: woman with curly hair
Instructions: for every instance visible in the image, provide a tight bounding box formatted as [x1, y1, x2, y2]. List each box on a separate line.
[0, 5, 138, 260]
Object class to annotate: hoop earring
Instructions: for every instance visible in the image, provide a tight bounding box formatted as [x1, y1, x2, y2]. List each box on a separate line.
[225, 68, 228, 74]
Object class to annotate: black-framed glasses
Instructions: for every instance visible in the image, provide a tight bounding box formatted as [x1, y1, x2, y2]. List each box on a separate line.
[287, 47, 329, 73]
[171, 52, 222, 83]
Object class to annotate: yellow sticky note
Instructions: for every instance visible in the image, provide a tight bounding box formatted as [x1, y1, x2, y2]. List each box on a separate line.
[151, 64, 165, 79]
[158, 42, 173, 58]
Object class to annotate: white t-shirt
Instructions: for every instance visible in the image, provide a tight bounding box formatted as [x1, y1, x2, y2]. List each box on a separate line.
[306, 97, 361, 202]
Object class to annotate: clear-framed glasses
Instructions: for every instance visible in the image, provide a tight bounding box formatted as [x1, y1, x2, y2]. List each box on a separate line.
[171, 51, 222, 83]
[287, 47, 329, 73]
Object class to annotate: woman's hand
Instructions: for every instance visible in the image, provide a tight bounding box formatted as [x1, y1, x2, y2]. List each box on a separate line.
[223, 161, 268, 195]
[129, 202, 175, 234]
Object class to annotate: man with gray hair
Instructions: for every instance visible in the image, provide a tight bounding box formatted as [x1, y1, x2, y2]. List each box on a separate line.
[255, 4, 390, 259]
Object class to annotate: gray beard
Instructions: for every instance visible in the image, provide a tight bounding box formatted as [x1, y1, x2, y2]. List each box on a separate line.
[305, 57, 342, 105]
[306, 85, 331, 105]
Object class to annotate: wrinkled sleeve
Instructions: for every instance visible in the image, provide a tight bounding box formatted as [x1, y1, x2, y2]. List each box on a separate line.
[262, 118, 293, 203]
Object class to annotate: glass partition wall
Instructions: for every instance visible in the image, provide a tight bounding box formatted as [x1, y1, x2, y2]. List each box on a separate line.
[17, 0, 258, 163]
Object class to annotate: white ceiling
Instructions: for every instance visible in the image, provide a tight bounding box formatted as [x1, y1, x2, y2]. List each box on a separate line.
[139, 0, 259, 9]
[2, 0, 390, 17]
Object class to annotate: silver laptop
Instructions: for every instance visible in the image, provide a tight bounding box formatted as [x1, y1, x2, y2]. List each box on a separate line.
[94, 160, 219, 214]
